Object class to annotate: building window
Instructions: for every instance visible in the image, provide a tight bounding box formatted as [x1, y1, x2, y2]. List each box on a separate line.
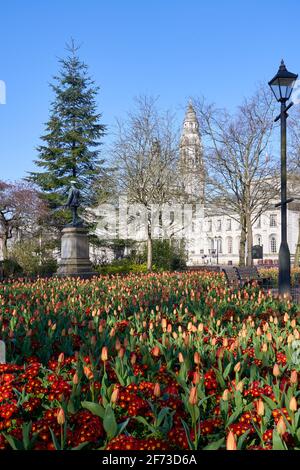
[208, 220, 212, 231]
[216, 237, 222, 254]
[227, 237, 233, 254]
[217, 219, 222, 231]
[226, 219, 232, 231]
[270, 214, 277, 227]
[256, 216, 261, 228]
[256, 235, 262, 246]
[270, 236, 277, 253]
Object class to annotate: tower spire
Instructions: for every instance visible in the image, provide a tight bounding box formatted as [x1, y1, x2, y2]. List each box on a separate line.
[179, 101, 204, 202]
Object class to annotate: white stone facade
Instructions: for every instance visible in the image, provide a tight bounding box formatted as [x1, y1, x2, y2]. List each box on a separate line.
[176, 103, 300, 266]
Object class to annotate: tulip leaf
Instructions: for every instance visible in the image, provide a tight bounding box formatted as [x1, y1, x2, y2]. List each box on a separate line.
[81, 401, 105, 418]
[203, 437, 224, 450]
[272, 430, 287, 450]
[223, 363, 232, 380]
[103, 405, 118, 439]
[117, 418, 130, 436]
[3, 434, 23, 451]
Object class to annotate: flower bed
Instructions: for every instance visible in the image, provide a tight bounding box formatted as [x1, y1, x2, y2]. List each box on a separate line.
[0, 272, 299, 450]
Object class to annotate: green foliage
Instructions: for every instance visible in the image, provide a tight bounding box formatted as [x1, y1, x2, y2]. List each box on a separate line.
[9, 239, 57, 277]
[95, 259, 150, 275]
[27, 40, 106, 225]
[143, 239, 187, 271]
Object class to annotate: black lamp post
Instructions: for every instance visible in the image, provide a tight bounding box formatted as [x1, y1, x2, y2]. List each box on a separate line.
[268, 60, 298, 297]
[214, 236, 219, 265]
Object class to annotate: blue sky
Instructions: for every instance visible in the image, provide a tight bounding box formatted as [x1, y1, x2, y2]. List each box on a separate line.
[1, 0, 300, 180]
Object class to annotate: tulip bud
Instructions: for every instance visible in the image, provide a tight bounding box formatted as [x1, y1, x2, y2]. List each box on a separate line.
[83, 366, 94, 381]
[192, 371, 201, 385]
[273, 363, 280, 377]
[153, 383, 161, 397]
[101, 346, 108, 362]
[57, 408, 65, 425]
[234, 362, 241, 373]
[189, 386, 198, 405]
[194, 351, 201, 365]
[111, 388, 119, 404]
[226, 430, 237, 450]
[152, 345, 161, 357]
[178, 352, 184, 363]
[256, 399, 264, 416]
[289, 396, 297, 412]
[236, 381, 244, 392]
[222, 389, 230, 401]
[290, 370, 298, 385]
[118, 347, 125, 359]
[288, 332, 294, 343]
[58, 352, 64, 364]
[276, 416, 286, 436]
[72, 372, 79, 385]
[130, 353, 137, 365]
[261, 343, 268, 353]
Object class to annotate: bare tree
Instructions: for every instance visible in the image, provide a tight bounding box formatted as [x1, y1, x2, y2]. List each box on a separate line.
[193, 86, 279, 266]
[0, 180, 48, 259]
[110, 96, 179, 270]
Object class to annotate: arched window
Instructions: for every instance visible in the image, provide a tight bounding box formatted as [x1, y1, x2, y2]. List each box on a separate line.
[270, 235, 277, 253]
[255, 234, 262, 246]
[217, 237, 222, 254]
[227, 236, 233, 254]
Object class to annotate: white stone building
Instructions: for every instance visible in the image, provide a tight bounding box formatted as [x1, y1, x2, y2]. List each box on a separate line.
[177, 103, 300, 266]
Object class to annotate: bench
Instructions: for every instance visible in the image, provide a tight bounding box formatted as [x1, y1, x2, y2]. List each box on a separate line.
[236, 266, 273, 288]
[221, 267, 240, 287]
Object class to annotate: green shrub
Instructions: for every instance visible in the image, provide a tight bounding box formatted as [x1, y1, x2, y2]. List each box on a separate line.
[142, 240, 187, 271]
[2, 258, 23, 277]
[95, 260, 151, 275]
[9, 239, 57, 277]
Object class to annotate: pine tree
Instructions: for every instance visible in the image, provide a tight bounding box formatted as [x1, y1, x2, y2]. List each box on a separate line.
[28, 41, 106, 222]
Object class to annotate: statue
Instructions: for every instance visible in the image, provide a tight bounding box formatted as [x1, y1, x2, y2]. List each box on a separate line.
[65, 181, 83, 227]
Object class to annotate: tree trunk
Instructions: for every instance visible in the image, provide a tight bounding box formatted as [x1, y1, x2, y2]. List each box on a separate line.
[2, 234, 8, 260]
[246, 213, 253, 267]
[239, 214, 247, 267]
[147, 233, 152, 271]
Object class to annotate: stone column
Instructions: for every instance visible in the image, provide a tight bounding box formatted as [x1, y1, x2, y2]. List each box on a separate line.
[57, 226, 95, 278]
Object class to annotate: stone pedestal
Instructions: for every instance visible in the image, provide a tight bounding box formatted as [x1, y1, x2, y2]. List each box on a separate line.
[57, 226, 95, 278]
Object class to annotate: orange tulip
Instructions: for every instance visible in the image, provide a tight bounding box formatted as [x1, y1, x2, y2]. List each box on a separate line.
[273, 363, 280, 377]
[153, 383, 161, 397]
[57, 408, 65, 425]
[290, 370, 298, 385]
[83, 366, 94, 381]
[101, 346, 108, 362]
[277, 416, 286, 436]
[188, 386, 198, 405]
[194, 351, 201, 365]
[256, 399, 264, 416]
[152, 345, 161, 357]
[111, 388, 119, 404]
[226, 431, 237, 450]
[72, 372, 79, 385]
[289, 396, 297, 412]
[178, 352, 184, 363]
